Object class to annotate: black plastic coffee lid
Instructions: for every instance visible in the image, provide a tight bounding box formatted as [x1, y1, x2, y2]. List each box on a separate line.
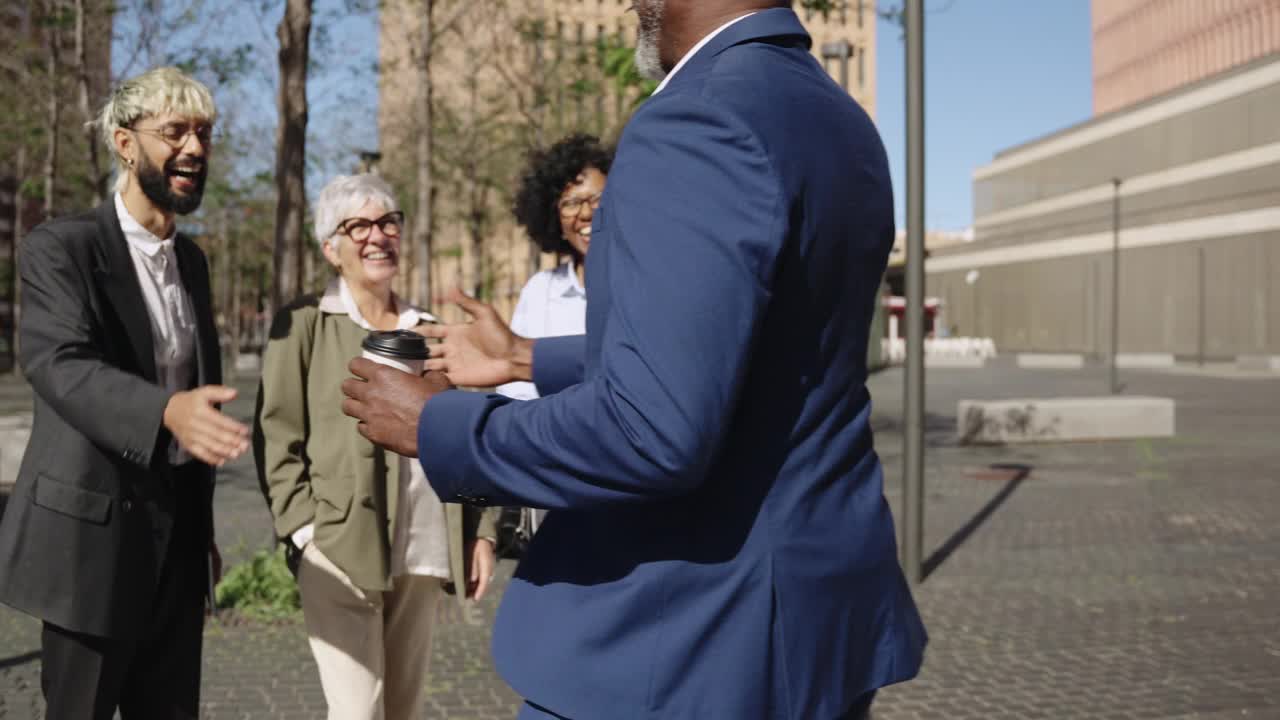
[362, 330, 431, 360]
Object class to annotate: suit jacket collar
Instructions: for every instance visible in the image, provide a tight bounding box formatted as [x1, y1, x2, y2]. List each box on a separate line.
[93, 199, 217, 387]
[95, 199, 158, 382]
[173, 230, 218, 387]
[657, 8, 811, 95]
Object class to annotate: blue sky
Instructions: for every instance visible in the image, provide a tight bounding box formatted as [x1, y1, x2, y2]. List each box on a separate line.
[111, 0, 382, 193]
[112, 1, 1091, 226]
[874, 0, 1094, 230]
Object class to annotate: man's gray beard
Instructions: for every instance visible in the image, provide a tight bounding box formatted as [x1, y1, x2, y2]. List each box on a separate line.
[635, 37, 665, 83]
[634, 0, 666, 83]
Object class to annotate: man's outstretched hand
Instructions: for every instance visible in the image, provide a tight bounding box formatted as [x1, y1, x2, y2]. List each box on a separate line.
[163, 385, 250, 467]
[341, 358, 454, 458]
[415, 289, 535, 388]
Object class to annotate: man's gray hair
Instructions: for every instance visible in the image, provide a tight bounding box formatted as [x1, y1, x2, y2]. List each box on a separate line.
[97, 66, 217, 193]
[313, 174, 400, 249]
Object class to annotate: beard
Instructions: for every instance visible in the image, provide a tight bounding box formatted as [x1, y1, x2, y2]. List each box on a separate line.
[136, 152, 206, 216]
[634, 0, 666, 83]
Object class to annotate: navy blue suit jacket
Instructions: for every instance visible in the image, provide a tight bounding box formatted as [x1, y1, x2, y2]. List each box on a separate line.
[421, 10, 926, 719]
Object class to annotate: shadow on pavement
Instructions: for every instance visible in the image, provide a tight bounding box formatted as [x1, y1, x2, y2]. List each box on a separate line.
[922, 463, 1031, 581]
[871, 412, 958, 447]
[0, 650, 39, 669]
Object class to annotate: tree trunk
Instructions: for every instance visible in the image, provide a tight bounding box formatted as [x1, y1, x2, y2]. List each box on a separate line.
[74, 0, 103, 205]
[272, 0, 311, 312]
[43, 0, 62, 221]
[467, 177, 487, 299]
[528, 9, 546, 281]
[478, 206, 491, 301]
[303, 242, 315, 293]
[413, 0, 435, 307]
[229, 215, 244, 363]
[230, 249, 241, 368]
[217, 208, 234, 378]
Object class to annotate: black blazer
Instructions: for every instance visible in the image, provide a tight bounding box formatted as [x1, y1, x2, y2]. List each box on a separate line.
[0, 199, 219, 638]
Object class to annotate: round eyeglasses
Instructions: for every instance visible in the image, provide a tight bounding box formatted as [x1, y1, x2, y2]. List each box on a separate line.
[334, 211, 405, 243]
[129, 121, 214, 149]
[559, 192, 602, 217]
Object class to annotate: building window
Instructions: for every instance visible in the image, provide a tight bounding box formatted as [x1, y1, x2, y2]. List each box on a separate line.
[821, 39, 853, 92]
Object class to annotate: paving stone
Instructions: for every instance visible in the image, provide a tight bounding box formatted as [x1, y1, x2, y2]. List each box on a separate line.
[0, 363, 1277, 718]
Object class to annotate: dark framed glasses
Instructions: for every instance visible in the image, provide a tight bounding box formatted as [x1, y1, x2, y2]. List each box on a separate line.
[334, 211, 405, 243]
[559, 192, 603, 217]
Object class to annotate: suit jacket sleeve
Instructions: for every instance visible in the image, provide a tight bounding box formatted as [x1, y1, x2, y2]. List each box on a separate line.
[253, 304, 318, 539]
[419, 94, 783, 509]
[531, 335, 585, 397]
[18, 227, 172, 466]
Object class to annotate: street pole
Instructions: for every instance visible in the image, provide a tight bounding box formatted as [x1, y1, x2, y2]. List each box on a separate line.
[1110, 178, 1122, 395]
[902, 0, 925, 586]
[1197, 246, 1206, 366]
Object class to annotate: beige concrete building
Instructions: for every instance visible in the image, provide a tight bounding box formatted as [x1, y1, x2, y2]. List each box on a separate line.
[1093, 0, 1280, 115]
[800, 0, 878, 119]
[378, 1, 878, 321]
[938, 49, 1280, 359]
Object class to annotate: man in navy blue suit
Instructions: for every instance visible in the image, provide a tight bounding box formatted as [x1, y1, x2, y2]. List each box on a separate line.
[342, 2, 926, 717]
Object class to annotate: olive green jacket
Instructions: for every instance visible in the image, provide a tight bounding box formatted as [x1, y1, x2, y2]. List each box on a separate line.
[253, 292, 495, 597]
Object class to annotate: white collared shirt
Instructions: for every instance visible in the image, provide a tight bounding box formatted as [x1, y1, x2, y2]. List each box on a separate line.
[114, 193, 197, 466]
[652, 12, 758, 95]
[498, 261, 587, 401]
[293, 277, 449, 579]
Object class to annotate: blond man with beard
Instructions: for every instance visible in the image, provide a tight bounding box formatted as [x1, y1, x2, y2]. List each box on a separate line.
[0, 66, 247, 719]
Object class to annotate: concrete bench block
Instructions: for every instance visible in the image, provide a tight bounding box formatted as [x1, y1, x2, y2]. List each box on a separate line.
[958, 397, 1175, 445]
[1017, 353, 1085, 369]
[1235, 355, 1280, 372]
[1116, 353, 1175, 369]
[926, 356, 987, 368]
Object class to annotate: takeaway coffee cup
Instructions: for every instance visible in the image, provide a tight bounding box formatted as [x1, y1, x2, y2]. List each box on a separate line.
[360, 329, 431, 375]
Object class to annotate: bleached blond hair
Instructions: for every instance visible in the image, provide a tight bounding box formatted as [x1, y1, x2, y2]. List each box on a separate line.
[96, 66, 217, 193]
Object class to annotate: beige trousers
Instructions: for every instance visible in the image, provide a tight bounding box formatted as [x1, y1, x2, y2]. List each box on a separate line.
[298, 542, 444, 720]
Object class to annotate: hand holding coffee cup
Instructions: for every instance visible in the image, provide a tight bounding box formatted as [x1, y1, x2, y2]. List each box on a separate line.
[344, 331, 452, 457]
[361, 329, 432, 375]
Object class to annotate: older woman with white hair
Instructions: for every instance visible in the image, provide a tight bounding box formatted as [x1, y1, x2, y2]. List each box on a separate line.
[254, 173, 496, 720]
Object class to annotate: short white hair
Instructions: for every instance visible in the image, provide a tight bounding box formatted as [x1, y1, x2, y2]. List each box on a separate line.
[98, 67, 216, 193]
[313, 174, 400, 249]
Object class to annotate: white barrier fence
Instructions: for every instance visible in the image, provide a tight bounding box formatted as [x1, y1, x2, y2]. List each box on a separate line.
[884, 337, 997, 366]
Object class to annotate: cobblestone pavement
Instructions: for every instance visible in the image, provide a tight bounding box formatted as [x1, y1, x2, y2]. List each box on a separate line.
[2, 362, 1278, 719]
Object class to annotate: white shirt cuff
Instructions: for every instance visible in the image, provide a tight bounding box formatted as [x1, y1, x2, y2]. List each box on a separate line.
[496, 380, 539, 401]
[291, 524, 315, 550]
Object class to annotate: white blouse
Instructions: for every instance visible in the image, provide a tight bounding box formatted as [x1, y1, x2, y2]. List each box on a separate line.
[497, 261, 587, 401]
